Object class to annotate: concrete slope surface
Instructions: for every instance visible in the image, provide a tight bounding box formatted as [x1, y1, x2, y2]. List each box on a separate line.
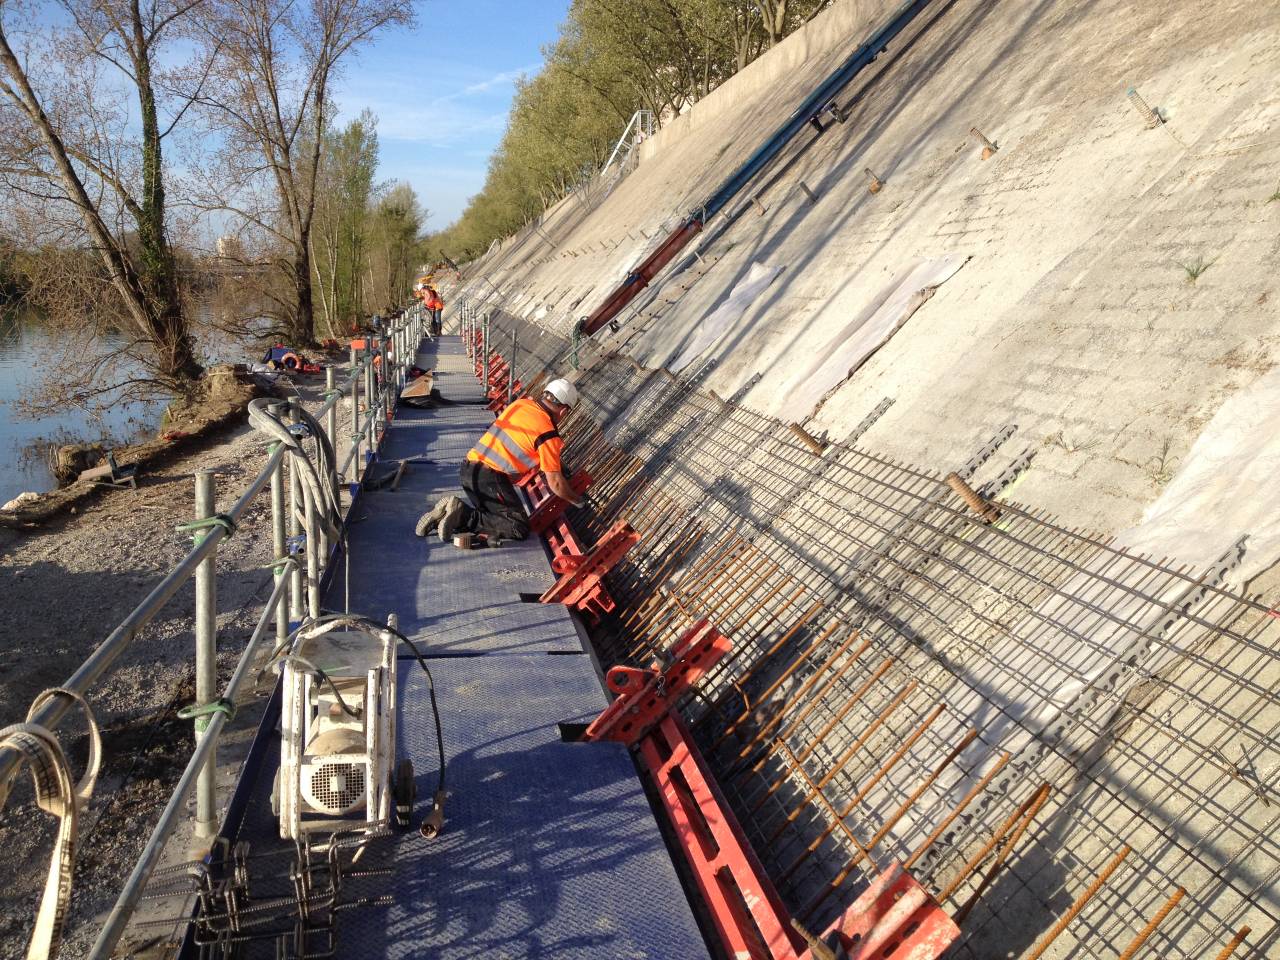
[468, 0, 1280, 539]
[449, 1, 1280, 958]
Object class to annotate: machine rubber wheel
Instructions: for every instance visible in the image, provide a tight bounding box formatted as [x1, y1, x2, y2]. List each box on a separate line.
[393, 758, 416, 830]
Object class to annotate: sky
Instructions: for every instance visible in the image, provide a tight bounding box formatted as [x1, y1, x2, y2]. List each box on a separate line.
[334, 0, 571, 232]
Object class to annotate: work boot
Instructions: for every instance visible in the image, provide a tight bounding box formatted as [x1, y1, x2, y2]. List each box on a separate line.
[438, 496, 466, 543]
[414, 498, 450, 537]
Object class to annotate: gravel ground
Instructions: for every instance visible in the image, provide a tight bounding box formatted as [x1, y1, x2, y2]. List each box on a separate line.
[0, 374, 355, 960]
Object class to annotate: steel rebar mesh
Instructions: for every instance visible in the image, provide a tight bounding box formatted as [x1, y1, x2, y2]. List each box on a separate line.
[477, 323, 1279, 958]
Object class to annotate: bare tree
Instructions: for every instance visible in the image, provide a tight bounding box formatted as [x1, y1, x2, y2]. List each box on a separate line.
[0, 0, 208, 402]
[191, 0, 413, 347]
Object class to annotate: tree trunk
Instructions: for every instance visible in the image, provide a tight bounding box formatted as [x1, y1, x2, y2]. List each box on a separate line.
[0, 22, 202, 392]
[134, 35, 202, 388]
[291, 238, 317, 346]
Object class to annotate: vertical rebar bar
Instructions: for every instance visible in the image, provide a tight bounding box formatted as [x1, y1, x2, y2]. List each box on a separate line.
[1211, 927, 1252, 960]
[904, 751, 1012, 870]
[1115, 887, 1185, 960]
[938, 782, 1051, 907]
[1126, 86, 1163, 129]
[193, 469, 218, 838]
[1023, 845, 1132, 960]
[952, 783, 1051, 924]
[800, 729, 982, 920]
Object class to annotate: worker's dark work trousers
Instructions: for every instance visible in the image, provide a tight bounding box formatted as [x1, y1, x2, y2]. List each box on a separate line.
[459, 461, 530, 541]
[430, 308, 443, 337]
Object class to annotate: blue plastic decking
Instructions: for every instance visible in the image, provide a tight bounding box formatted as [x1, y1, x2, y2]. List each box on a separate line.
[229, 335, 708, 959]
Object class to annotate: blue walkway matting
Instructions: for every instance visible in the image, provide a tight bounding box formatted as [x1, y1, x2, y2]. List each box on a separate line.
[345, 366, 584, 655]
[223, 335, 709, 959]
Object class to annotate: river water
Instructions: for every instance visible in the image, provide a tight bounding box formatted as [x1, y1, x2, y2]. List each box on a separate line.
[0, 312, 170, 506]
[0, 304, 269, 506]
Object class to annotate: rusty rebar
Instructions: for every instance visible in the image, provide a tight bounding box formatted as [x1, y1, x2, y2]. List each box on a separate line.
[736, 653, 890, 787]
[620, 529, 736, 631]
[1023, 845, 1132, 960]
[945, 471, 1000, 523]
[722, 628, 866, 770]
[1211, 926, 1252, 960]
[704, 602, 827, 743]
[1115, 887, 1185, 960]
[904, 751, 1012, 870]
[799, 728, 981, 920]
[760, 681, 918, 838]
[778, 741, 872, 861]
[940, 783, 1051, 916]
[780, 703, 946, 883]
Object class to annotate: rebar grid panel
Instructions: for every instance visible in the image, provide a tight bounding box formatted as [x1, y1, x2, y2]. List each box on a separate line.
[485, 309, 571, 373]
[512, 333, 1280, 959]
[738, 440, 1279, 945]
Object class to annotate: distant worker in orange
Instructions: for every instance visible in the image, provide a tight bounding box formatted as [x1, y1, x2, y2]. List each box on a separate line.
[416, 379, 582, 544]
[424, 285, 444, 337]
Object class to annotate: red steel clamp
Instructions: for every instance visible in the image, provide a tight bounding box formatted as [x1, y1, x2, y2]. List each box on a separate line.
[520, 470, 593, 535]
[538, 519, 638, 620]
[584, 619, 731, 745]
[799, 862, 959, 960]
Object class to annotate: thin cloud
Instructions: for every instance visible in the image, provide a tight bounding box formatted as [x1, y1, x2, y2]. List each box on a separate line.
[458, 64, 539, 97]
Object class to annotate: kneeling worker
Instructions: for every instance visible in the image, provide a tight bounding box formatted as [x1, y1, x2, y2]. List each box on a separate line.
[416, 378, 583, 544]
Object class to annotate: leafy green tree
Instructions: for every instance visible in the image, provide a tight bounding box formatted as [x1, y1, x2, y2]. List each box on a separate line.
[432, 0, 830, 264]
[193, 0, 413, 345]
[312, 112, 379, 337]
[365, 182, 425, 315]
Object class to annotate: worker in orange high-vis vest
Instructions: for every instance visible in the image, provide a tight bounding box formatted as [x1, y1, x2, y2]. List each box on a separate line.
[424, 286, 444, 337]
[415, 378, 583, 544]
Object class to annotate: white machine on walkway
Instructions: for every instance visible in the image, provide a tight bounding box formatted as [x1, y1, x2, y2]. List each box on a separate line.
[271, 615, 415, 840]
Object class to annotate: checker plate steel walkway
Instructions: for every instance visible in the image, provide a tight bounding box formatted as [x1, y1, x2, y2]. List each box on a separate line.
[229, 334, 708, 958]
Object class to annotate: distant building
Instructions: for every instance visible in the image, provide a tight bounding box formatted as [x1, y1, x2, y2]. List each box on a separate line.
[215, 236, 243, 261]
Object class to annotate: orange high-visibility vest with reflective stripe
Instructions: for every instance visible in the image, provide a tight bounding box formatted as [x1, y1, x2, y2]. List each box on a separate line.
[467, 398, 563, 476]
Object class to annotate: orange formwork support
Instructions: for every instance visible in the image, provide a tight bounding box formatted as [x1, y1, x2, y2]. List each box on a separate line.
[816, 862, 959, 960]
[583, 619, 731, 745]
[538, 519, 638, 620]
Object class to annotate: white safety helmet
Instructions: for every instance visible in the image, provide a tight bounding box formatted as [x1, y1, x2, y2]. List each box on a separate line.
[543, 378, 579, 409]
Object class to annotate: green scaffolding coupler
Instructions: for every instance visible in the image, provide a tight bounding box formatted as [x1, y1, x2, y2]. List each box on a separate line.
[176, 512, 238, 540]
[178, 696, 237, 731]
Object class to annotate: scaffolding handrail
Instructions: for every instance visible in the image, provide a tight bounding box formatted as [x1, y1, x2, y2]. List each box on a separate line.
[0, 304, 425, 959]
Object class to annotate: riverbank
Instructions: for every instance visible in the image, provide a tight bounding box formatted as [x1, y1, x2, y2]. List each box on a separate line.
[0, 365, 361, 959]
[0, 364, 274, 528]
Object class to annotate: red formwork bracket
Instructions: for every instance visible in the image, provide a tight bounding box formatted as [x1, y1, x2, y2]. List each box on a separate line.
[635, 721, 958, 960]
[812, 862, 959, 960]
[638, 714, 804, 960]
[538, 519, 638, 620]
[486, 352, 507, 382]
[583, 619, 731, 745]
[521, 470, 593, 535]
[487, 381, 524, 412]
[541, 510, 590, 567]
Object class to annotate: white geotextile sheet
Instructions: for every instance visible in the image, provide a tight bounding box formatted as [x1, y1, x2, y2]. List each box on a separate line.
[1112, 365, 1280, 586]
[916, 371, 1280, 824]
[783, 254, 967, 418]
[668, 261, 784, 371]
